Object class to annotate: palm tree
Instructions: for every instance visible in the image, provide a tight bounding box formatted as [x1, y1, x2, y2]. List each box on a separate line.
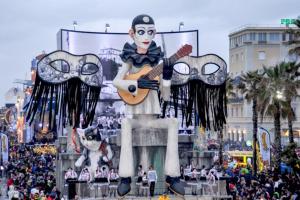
[259, 63, 299, 174]
[238, 70, 263, 176]
[280, 62, 300, 143]
[288, 19, 300, 56]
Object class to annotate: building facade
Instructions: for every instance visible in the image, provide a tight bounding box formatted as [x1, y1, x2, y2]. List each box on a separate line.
[226, 26, 300, 146]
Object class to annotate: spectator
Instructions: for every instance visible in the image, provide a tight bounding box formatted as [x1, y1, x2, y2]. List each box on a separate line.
[147, 166, 157, 197]
[136, 165, 144, 196]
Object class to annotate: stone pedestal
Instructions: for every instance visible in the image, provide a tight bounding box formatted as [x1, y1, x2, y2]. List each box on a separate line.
[194, 151, 215, 168]
[56, 136, 81, 197]
[116, 127, 168, 195]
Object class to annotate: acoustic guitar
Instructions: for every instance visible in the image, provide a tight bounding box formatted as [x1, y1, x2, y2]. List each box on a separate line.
[118, 44, 192, 105]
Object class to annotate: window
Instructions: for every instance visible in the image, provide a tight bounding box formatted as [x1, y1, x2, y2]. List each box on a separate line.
[258, 33, 267, 42]
[269, 33, 280, 41]
[241, 107, 243, 116]
[236, 107, 238, 116]
[238, 36, 242, 45]
[235, 37, 238, 47]
[250, 33, 256, 41]
[288, 33, 294, 41]
[231, 108, 234, 117]
[258, 51, 266, 60]
[240, 52, 244, 61]
[236, 54, 239, 62]
[282, 33, 286, 41]
[242, 34, 246, 42]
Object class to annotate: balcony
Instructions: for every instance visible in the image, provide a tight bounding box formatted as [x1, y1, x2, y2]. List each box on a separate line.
[258, 40, 267, 44]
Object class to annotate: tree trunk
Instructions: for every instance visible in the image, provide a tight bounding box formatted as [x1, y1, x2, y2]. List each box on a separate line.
[287, 100, 294, 143]
[252, 98, 258, 176]
[274, 102, 281, 174]
[218, 130, 223, 166]
[288, 117, 294, 143]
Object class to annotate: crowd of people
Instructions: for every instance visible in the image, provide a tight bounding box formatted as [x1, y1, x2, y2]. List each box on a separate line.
[3, 143, 300, 199]
[180, 161, 300, 200]
[95, 115, 123, 137]
[225, 167, 300, 200]
[5, 144, 60, 200]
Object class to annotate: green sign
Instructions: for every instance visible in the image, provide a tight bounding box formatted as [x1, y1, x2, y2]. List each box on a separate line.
[281, 18, 297, 25]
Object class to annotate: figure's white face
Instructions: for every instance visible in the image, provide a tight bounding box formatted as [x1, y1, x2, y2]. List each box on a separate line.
[133, 24, 156, 50]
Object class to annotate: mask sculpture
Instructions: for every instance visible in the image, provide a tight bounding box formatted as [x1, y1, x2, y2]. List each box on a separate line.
[25, 51, 103, 129]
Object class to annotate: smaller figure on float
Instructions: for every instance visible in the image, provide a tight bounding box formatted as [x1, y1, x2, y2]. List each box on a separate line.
[78, 167, 91, 182]
[108, 168, 119, 197]
[75, 126, 113, 180]
[94, 166, 109, 197]
[64, 167, 78, 180]
[64, 167, 78, 200]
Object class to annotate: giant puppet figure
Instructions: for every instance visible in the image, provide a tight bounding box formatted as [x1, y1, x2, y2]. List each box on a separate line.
[113, 14, 191, 197]
[113, 14, 227, 197]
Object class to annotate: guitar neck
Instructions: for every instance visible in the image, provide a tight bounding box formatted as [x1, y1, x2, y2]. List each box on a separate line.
[146, 53, 179, 80]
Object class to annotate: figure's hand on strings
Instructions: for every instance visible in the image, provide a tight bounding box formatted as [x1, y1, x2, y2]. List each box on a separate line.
[137, 77, 159, 90]
[162, 58, 174, 80]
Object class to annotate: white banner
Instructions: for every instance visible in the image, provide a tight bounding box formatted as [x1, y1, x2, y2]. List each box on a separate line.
[1, 133, 9, 163]
[257, 127, 271, 165]
[56, 29, 199, 133]
[58, 29, 198, 81]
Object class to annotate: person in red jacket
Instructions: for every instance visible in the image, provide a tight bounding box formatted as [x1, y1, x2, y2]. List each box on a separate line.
[7, 175, 14, 196]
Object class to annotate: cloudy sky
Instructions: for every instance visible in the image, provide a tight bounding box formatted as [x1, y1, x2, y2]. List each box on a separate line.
[0, 0, 299, 106]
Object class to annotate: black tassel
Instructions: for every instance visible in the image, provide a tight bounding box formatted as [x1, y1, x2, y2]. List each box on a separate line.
[25, 75, 101, 130]
[166, 80, 227, 131]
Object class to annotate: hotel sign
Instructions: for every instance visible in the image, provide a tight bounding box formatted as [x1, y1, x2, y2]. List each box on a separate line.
[281, 18, 297, 25]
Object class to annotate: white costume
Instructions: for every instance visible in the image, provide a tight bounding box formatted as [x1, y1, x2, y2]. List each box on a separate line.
[78, 168, 91, 182]
[113, 53, 180, 178]
[114, 14, 195, 197]
[64, 169, 78, 180]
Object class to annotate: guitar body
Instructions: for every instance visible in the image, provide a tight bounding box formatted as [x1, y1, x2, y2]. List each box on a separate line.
[117, 66, 160, 105]
[117, 44, 192, 105]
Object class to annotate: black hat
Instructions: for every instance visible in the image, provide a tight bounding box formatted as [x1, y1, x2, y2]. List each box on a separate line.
[132, 14, 155, 29]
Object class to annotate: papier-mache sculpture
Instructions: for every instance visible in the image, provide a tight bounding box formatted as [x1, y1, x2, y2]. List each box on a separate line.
[75, 126, 113, 180]
[113, 14, 227, 197]
[25, 51, 103, 130]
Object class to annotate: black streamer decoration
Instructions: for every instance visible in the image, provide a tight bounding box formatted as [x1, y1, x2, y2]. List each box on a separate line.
[166, 80, 227, 131]
[25, 75, 101, 129]
[163, 54, 228, 131]
[25, 50, 102, 129]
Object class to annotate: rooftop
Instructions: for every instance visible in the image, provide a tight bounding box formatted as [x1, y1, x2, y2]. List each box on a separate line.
[229, 24, 298, 36]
